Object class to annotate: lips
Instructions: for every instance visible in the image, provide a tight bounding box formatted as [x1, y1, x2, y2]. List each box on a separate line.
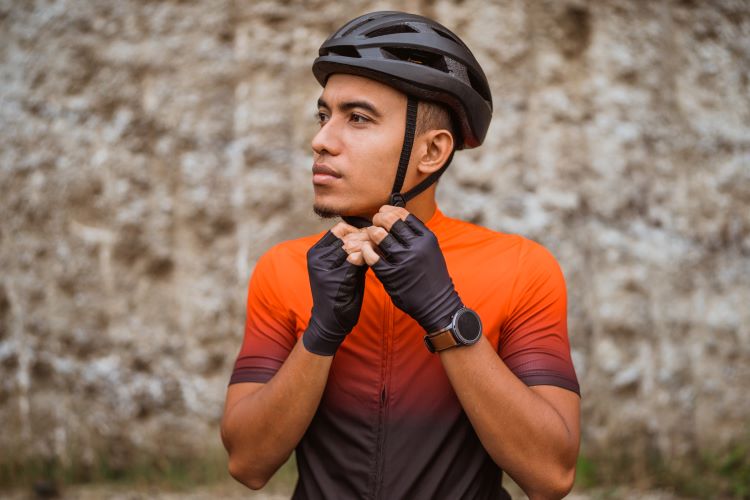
[312, 164, 341, 178]
[312, 163, 342, 186]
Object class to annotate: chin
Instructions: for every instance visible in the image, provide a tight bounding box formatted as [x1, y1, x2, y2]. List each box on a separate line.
[313, 200, 376, 220]
[313, 195, 354, 217]
[313, 203, 341, 219]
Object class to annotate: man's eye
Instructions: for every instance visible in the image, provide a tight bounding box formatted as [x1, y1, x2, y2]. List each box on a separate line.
[316, 112, 329, 124]
[351, 113, 370, 124]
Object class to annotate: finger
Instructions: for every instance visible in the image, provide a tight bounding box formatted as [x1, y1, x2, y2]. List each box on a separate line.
[342, 231, 372, 245]
[346, 251, 365, 266]
[327, 245, 349, 269]
[404, 214, 426, 236]
[376, 234, 400, 260]
[365, 226, 389, 245]
[330, 221, 360, 240]
[343, 238, 365, 254]
[360, 241, 381, 266]
[343, 231, 373, 252]
[314, 230, 340, 248]
[378, 205, 409, 216]
[389, 218, 418, 245]
[372, 206, 409, 232]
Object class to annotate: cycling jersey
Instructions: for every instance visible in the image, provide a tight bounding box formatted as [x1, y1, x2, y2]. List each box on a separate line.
[230, 208, 579, 499]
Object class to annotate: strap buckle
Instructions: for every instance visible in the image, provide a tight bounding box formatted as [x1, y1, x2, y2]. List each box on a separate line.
[389, 192, 406, 207]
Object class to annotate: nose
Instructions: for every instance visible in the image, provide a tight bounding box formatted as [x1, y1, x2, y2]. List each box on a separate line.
[311, 119, 341, 157]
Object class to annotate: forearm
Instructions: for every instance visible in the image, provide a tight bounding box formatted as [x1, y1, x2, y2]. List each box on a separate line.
[440, 337, 579, 499]
[221, 339, 333, 489]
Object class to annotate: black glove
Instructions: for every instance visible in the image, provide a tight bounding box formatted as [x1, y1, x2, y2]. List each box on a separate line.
[302, 231, 367, 356]
[371, 214, 463, 333]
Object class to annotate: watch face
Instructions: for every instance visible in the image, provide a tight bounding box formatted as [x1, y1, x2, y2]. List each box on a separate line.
[454, 308, 482, 344]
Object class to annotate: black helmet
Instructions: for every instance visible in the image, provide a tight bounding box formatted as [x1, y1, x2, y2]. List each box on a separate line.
[312, 11, 492, 149]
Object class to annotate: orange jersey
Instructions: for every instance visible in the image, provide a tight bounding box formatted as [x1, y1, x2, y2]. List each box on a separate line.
[231, 208, 579, 498]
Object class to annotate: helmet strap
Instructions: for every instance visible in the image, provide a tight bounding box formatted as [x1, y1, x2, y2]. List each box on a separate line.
[388, 96, 419, 207]
[341, 95, 451, 228]
[390, 96, 455, 205]
[400, 149, 455, 203]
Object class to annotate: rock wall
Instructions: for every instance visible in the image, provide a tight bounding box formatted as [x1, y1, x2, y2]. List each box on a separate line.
[1, 0, 749, 487]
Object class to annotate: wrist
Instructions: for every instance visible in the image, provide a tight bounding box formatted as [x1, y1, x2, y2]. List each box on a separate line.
[302, 319, 347, 357]
[421, 293, 464, 333]
[424, 306, 482, 353]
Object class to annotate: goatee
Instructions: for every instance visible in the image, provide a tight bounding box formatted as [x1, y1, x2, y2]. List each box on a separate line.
[313, 204, 340, 219]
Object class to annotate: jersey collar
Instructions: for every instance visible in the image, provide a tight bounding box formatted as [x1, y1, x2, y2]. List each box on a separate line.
[424, 206, 446, 231]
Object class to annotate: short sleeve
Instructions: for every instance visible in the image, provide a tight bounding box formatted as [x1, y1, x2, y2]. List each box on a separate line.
[229, 249, 300, 385]
[499, 241, 580, 395]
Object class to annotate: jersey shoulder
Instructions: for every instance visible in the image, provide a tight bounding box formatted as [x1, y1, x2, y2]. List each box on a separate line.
[255, 232, 323, 274]
[248, 232, 323, 309]
[438, 214, 541, 256]
[438, 214, 565, 286]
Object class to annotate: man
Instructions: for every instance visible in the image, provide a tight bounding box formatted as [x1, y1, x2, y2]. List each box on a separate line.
[221, 11, 580, 499]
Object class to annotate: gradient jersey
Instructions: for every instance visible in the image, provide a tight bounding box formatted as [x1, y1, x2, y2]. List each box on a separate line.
[230, 208, 579, 499]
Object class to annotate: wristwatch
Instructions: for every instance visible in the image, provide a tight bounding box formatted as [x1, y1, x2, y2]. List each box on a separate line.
[424, 307, 483, 353]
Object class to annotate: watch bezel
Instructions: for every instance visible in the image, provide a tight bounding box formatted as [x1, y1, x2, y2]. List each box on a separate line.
[452, 307, 482, 345]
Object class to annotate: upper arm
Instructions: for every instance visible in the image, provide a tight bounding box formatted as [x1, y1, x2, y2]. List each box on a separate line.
[530, 385, 581, 459]
[500, 241, 580, 395]
[231, 250, 301, 385]
[221, 382, 265, 450]
[223, 382, 265, 419]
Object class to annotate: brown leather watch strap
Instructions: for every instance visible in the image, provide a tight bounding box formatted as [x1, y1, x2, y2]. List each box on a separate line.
[426, 328, 459, 352]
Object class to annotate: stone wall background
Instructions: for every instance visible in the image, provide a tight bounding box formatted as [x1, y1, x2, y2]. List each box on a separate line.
[1, 0, 749, 492]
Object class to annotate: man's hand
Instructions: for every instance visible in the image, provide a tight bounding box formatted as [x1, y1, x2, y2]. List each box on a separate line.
[359, 206, 463, 333]
[302, 223, 367, 356]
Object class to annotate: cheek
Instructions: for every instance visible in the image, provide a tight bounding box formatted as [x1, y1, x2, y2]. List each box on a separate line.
[348, 129, 402, 180]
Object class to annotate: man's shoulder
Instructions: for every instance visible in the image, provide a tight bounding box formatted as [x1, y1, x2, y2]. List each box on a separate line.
[438, 214, 526, 251]
[263, 232, 324, 260]
[252, 232, 324, 278]
[439, 215, 561, 268]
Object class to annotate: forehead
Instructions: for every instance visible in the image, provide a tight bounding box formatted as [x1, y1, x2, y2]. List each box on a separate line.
[320, 73, 406, 111]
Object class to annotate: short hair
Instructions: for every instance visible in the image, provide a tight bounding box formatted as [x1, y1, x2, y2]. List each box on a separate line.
[415, 100, 457, 144]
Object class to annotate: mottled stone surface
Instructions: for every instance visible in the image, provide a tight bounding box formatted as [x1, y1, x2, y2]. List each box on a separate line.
[1, 0, 748, 485]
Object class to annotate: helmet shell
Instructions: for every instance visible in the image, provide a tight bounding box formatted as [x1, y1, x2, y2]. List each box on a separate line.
[312, 11, 493, 149]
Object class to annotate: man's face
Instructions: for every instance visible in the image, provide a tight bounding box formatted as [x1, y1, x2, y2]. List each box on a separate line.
[311, 73, 406, 218]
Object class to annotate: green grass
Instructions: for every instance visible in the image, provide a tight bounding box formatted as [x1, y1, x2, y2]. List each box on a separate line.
[3, 440, 749, 498]
[575, 455, 598, 489]
[672, 442, 750, 499]
[0, 446, 294, 492]
[574, 438, 750, 499]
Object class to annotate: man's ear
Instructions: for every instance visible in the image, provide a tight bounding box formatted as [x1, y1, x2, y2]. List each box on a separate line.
[416, 129, 454, 175]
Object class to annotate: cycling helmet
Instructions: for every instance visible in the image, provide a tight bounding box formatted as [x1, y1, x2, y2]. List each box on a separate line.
[312, 11, 493, 222]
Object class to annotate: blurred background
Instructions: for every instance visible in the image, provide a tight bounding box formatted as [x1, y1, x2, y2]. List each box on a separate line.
[1, 0, 749, 498]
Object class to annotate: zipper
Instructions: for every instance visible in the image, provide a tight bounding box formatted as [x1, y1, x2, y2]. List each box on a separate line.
[372, 294, 393, 499]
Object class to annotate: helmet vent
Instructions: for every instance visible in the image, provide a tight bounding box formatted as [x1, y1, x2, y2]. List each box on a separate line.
[433, 28, 459, 43]
[380, 47, 448, 73]
[366, 24, 418, 37]
[467, 70, 491, 102]
[339, 16, 377, 37]
[328, 45, 361, 58]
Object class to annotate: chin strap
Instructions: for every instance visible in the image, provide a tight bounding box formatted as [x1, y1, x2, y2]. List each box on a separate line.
[388, 96, 419, 207]
[342, 95, 454, 229]
[341, 215, 373, 229]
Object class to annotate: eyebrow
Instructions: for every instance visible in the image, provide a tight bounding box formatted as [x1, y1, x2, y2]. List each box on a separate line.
[317, 97, 382, 118]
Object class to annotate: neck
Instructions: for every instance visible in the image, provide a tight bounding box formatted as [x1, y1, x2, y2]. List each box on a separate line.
[366, 186, 438, 221]
[403, 186, 437, 222]
[343, 187, 438, 229]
